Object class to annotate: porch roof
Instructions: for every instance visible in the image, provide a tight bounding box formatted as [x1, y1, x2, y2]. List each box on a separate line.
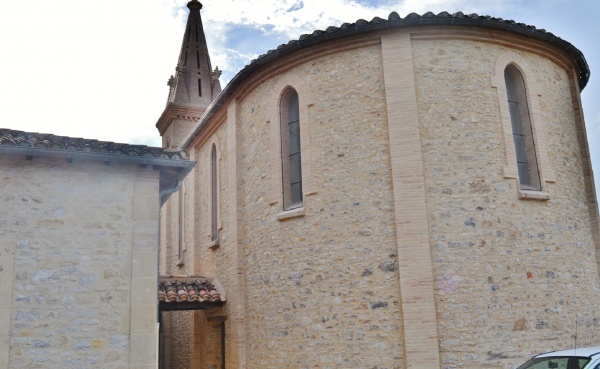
[158, 276, 225, 311]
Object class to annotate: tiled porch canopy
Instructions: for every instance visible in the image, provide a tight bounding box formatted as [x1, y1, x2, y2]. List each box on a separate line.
[158, 276, 225, 311]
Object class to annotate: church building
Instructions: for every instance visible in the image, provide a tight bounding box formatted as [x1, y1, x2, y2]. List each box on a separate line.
[157, 1, 600, 369]
[1, 1, 598, 368]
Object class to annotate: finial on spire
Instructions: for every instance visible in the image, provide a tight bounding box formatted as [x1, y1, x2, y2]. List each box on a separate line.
[187, 0, 202, 10]
[212, 67, 222, 82]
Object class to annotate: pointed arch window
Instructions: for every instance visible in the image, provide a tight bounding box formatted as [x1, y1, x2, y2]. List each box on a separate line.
[280, 88, 303, 210]
[504, 65, 541, 191]
[210, 144, 218, 242]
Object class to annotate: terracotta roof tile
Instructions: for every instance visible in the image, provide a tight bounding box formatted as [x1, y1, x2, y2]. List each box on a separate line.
[158, 276, 225, 311]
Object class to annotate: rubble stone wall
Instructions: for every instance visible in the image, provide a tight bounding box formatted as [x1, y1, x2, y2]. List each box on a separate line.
[0, 154, 160, 369]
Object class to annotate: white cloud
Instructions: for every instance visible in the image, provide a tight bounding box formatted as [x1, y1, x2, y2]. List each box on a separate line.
[201, 0, 517, 42]
[203, 0, 381, 39]
[1, 0, 598, 163]
[0, 0, 523, 147]
[199, 0, 522, 88]
[0, 0, 185, 145]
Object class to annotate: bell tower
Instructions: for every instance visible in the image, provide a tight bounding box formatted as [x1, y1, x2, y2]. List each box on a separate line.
[156, 0, 222, 148]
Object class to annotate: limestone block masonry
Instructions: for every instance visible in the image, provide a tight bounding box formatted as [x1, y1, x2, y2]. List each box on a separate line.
[412, 34, 600, 367]
[0, 154, 161, 369]
[159, 10, 600, 369]
[236, 44, 405, 368]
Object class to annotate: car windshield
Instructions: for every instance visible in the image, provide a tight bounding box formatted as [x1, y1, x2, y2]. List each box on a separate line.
[516, 356, 591, 369]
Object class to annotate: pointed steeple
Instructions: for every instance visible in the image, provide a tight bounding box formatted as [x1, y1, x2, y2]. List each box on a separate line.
[156, 0, 222, 146]
[169, 0, 221, 106]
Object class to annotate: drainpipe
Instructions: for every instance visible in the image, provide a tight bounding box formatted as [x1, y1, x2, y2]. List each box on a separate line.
[160, 180, 182, 207]
[157, 180, 182, 325]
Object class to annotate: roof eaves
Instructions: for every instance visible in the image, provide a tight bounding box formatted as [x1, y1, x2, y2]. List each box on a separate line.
[0, 129, 195, 171]
[178, 10, 591, 150]
[295, 31, 327, 49]
[0, 144, 195, 170]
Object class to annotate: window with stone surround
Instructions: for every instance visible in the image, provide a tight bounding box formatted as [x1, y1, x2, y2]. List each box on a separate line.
[280, 87, 303, 210]
[267, 75, 316, 219]
[177, 185, 184, 263]
[177, 184, 185, 265]
[504, 65, 541, 191]
[492, 51, 555, 200]
[210, 143, 218, 242]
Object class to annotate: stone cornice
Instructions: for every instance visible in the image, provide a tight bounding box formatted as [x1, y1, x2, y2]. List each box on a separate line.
[156, 102, 205, 135]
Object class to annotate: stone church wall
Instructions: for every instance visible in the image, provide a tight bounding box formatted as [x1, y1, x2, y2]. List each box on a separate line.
[160, 119, 239, 369]
[237, 43, 405, 368]
[197, 117, 248, 369]
[158, 20, 600, 369]
[219, 29, 600, 368]
[412, 38, 600, 368]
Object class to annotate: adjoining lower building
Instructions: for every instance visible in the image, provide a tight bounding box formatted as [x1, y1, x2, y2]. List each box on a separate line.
[0, 130, 194, 368]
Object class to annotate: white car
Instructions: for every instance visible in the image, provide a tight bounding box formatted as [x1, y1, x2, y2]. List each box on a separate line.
[516, 347, 600, 369]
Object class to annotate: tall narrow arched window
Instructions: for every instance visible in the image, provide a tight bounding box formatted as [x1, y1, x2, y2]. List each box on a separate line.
[211, 144, 218, 241]
[280, 88, 303, 210]
[504, 65, 541, 191]
[178, 186, 184, 260]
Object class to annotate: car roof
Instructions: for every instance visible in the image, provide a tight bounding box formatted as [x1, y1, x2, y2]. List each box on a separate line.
[535, 347, 600, 359]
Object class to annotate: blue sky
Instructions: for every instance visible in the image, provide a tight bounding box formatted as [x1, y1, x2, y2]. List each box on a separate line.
[1, 0, 598, 192]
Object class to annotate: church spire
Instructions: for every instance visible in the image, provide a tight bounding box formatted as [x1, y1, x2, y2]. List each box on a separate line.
[157, 0, 222, 145]
[168, 0, 221, 106]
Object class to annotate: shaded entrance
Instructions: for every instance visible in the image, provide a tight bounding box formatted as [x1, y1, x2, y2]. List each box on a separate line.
[158, 276, 226, 369]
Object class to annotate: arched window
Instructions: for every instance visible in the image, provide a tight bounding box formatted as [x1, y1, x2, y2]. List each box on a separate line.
[178, 185, 184, 261]
[280, 88, 303, 210]
[504, 65, 541, 191]
[210, 144, 218, 241]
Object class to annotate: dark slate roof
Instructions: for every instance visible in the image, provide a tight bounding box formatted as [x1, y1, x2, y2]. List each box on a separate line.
[0, 129, 188, 160]
[159, 276, 225, 311]
[180, 11, 590, 148]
